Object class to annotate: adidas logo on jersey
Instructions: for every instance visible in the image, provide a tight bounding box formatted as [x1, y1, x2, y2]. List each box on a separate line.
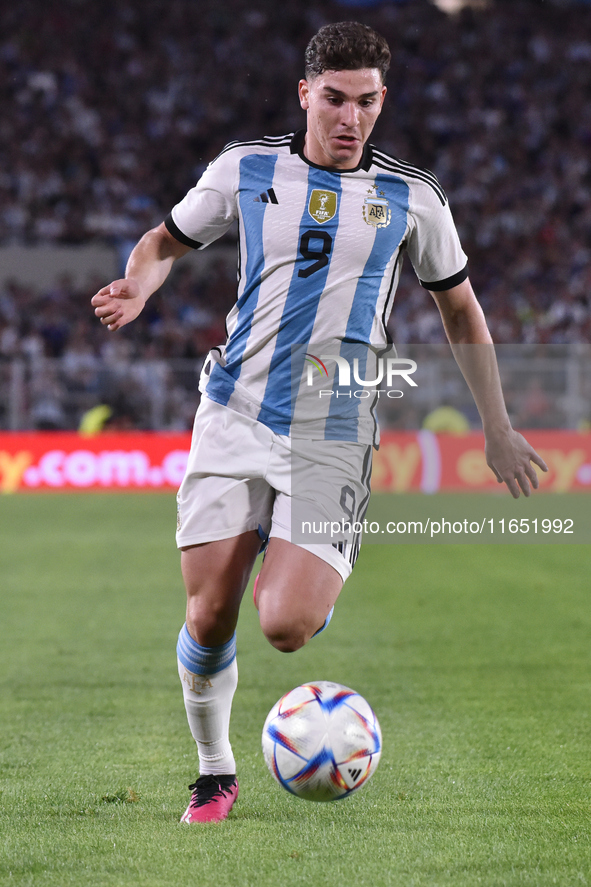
[253, 188, 278, 204]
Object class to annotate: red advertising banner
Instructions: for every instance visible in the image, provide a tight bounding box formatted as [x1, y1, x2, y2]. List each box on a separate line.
[373, 430, 591, 493]
[0, 433, 191, 493]
[0, 430, 590, 494]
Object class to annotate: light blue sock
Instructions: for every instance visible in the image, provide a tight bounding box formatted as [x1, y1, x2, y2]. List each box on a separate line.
[177, 624, 236, 674]
[312, 606, 334, 638]
[177, 625, 238, 775]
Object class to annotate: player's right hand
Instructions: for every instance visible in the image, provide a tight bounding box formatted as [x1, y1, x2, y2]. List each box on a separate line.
[91, 278, 146, 331]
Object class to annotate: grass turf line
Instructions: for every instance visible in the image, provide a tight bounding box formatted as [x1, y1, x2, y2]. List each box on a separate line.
[0, 493, 590, 886]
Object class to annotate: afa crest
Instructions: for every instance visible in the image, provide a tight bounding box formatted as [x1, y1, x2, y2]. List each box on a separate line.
[308, 189, 337, 224]
[363, 186, 391, 228]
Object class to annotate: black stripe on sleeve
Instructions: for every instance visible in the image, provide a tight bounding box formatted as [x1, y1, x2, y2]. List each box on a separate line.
[164, 213, 203, 249]
[419, 263, 469, 292]
[371, 150, 448, 205]
[371, 159, 447, 206]
[216, 134, 292, 160]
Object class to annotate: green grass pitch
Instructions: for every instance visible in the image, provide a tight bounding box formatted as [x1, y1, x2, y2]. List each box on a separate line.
[1, 493, 590, 887]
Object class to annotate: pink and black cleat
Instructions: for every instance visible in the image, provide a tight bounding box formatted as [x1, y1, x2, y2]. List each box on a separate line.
[180, 774, 239, 823]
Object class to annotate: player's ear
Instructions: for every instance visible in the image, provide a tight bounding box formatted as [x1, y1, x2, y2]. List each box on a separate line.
[378, 85, 387, 111]
[298, 79, 310, 110]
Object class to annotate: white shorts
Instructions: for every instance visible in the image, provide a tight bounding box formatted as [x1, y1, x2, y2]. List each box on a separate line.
[175, 396, 372, 582]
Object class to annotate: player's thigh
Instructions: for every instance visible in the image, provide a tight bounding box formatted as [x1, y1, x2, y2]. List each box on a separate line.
[176, 395, 275, 550]
[255, 538, 342, 645]
[181, 531, 262, 646]
[267, 437, 373, 592]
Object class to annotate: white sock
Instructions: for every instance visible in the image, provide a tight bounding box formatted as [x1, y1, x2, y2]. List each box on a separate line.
[177, 624, 238, 776]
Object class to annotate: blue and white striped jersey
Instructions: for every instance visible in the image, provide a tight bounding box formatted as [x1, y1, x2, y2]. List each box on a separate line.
[165, 131, 468, 444]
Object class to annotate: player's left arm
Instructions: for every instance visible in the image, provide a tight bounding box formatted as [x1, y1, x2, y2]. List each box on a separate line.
[429, 277, 548, 498]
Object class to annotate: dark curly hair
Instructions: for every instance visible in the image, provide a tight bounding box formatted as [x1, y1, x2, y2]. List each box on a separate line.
[305, 22, 391, 84]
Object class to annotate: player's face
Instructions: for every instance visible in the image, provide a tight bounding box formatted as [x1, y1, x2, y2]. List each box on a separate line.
[298, 69, 386, 170]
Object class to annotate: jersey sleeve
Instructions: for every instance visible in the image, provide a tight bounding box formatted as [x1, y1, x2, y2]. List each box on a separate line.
[165, 147, 239, 250]
[405, 179, 468, 291]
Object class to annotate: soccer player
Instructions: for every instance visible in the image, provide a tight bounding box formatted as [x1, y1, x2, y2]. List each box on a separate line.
[92, 21, 547, 822]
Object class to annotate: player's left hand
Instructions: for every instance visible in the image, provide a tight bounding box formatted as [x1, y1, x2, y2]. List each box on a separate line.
[484, 428, 548, 498]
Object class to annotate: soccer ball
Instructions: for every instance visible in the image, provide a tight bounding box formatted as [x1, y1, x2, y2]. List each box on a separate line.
[261, 681, 382, 802]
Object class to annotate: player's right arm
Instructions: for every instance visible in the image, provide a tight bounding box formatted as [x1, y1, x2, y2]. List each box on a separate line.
[93, 144, 238, 331]
[91, 222, 191, 332]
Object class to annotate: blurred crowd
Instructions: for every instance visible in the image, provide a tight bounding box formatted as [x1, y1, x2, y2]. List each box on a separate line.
[0, 262, 233, 429]
[1, 0, 590, 428]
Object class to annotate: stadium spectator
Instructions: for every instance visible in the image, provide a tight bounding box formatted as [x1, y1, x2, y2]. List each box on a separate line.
[1, 0, 590, 428]
[2, 0, 590, 348]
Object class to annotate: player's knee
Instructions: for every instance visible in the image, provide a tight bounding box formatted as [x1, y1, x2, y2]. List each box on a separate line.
[186, 597, 234, 648]
[265, 631, 307, 654]
[260, 616, 310, 653]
